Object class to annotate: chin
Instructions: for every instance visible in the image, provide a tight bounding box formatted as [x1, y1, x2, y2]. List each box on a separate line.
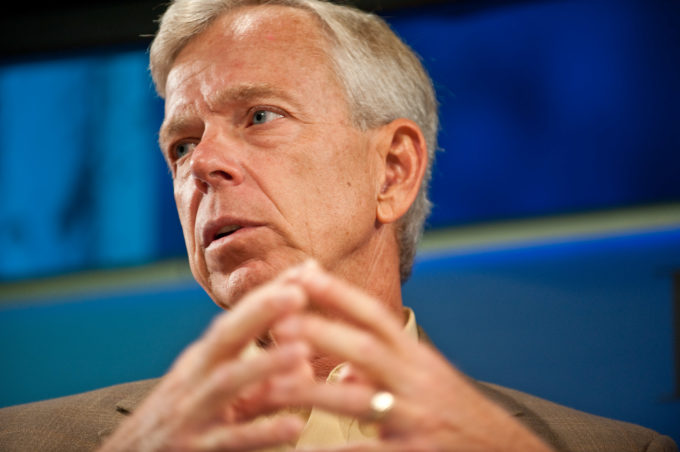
[207, 260, 281, 309]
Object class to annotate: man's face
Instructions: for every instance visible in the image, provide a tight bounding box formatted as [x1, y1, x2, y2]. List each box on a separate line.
[160, 6, 383, 308]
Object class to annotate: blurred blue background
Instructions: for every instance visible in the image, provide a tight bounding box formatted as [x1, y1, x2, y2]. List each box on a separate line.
[1, 0, 679, 444]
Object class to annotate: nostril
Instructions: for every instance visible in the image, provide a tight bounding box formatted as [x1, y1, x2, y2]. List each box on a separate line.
[202, 170, 235, 185]
[210, 170, 233, 181]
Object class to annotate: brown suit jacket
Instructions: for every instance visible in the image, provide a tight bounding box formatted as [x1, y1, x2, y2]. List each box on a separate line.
[0, 377, 677, 452]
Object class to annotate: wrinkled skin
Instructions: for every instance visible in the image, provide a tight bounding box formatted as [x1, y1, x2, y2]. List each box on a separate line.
[160, 6, 396, 312]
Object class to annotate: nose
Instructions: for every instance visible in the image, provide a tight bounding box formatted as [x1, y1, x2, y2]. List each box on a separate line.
[189, 134, 245, 193]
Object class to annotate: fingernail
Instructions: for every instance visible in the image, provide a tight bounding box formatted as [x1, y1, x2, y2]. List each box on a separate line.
[334, 363, 359, 383]
[335, 363, 352, 381]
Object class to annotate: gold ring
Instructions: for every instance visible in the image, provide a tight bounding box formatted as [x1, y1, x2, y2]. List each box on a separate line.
[368, 391, 395, 421]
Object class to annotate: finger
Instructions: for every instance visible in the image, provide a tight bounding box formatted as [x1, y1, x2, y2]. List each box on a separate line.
[267, 374, 375, 416]
[267, 377, 419, 434]
[201, 280, 307, 364]
[334, 363, 372, 386]
[290, 260, 405, 345]
[274, 314, 408, 390]
[228, 350, 316, 422]
[187, 342, 311, 424]
[192, 415, 304, 451]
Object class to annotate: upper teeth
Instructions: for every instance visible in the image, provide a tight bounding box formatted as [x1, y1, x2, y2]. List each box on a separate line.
[216, 225, 241, 237]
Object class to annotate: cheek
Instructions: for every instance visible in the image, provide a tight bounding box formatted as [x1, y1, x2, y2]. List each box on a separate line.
[173, 180, 198, 244]
[300, 153, 376, 225]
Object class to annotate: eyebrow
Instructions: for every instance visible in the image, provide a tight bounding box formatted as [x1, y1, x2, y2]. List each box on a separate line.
[158, 83, 301, 149]
[211, 83, 299, 107]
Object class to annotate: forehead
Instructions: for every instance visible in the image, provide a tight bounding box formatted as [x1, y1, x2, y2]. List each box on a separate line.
[165, 5, 337, 98]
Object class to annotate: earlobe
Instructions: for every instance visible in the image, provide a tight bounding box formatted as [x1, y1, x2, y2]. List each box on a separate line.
[375, 118, 428, 225]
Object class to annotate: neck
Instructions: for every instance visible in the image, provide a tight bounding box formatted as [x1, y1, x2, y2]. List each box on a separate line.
[252, 224, 402, 380]
[313, 226, 405, 380]
[330, 224, 404, 315]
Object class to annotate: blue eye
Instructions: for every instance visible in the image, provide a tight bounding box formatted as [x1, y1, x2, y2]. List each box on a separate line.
[252, 109, 283, 125]
[173, 142, 195, 159]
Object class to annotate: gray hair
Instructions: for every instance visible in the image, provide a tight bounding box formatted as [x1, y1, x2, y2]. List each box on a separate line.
[149, 0, 438, 282]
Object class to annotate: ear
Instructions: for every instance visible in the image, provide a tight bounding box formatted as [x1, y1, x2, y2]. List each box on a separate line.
[375, 118, 428, 225]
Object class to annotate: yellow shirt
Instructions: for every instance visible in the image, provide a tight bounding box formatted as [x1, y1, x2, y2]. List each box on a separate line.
[243, 308, 418, 450]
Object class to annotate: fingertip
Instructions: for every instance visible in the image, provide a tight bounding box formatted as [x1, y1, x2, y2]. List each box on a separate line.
[281, 258, 319, 282]
[335, 363, 355, 382]
[297, 261, 331, 291]
[303, 258, 321, 271]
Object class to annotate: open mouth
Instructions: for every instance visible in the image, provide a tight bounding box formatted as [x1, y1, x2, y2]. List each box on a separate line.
[214, 225, 242, 241]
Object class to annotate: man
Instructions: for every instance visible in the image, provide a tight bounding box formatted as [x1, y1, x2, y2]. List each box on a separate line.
[0, 1, 676, 451]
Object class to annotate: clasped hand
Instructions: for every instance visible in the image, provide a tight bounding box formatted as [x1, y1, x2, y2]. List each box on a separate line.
[100, 261, 552, 451]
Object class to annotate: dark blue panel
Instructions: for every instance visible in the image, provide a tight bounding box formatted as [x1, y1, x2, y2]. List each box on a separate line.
[387, 0, 680, 226]
[0, 52, 177, 281]
[0, 59, 93, 278]
[1, 0, 679, 280]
